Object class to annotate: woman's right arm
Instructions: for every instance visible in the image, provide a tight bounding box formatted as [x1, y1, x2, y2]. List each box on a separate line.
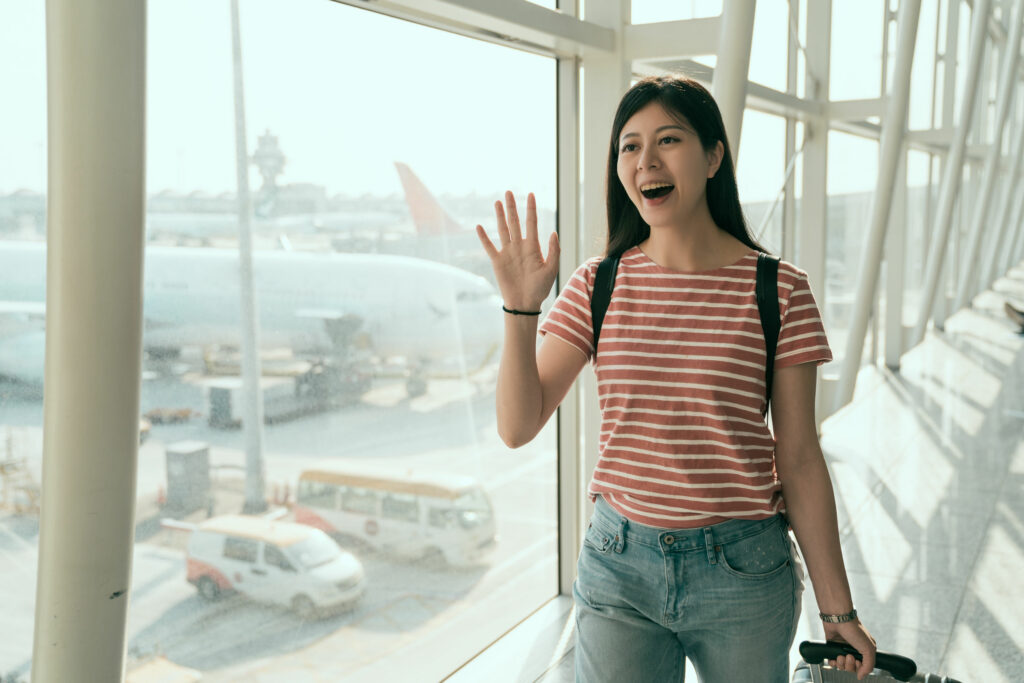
[496, 317, 587, 448]
[477, 191, 587, 448]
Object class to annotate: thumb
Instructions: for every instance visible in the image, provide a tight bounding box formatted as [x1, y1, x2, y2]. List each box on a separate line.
[547, 231, 560, 263]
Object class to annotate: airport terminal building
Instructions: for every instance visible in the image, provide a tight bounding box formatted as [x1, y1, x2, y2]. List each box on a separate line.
[1, 1, 1022, 681]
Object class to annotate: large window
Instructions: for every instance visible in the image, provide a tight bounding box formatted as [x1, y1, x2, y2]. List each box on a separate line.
[825, 130, 880, 368]
[737, 109, 787, 254]
[0, 1, 557, 679]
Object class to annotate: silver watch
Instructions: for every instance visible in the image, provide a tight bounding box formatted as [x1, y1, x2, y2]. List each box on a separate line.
[819, 608, 858, 623]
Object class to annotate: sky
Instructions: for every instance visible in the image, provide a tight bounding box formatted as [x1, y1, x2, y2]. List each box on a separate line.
[1, 0, 936, 207]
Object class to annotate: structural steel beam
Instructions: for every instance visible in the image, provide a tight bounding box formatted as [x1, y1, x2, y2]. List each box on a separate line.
[835, 0, 922, 411]
[711, 0, 756, 164]
[911, 0, 992, 346]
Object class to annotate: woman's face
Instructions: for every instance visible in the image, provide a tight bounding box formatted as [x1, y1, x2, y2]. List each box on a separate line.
[615, 101, 723, 229]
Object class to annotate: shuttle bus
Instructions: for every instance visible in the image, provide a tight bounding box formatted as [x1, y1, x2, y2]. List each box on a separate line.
[294, 467, 497, 567]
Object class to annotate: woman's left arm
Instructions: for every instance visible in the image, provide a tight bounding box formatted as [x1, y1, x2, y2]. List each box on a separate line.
[771, 362, 877, 680]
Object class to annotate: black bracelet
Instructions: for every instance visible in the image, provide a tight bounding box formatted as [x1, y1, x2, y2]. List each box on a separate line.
[502, 305, 541, 316]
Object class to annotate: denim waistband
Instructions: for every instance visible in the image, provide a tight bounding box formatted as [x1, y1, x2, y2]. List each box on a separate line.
[590, 494, 786, 554]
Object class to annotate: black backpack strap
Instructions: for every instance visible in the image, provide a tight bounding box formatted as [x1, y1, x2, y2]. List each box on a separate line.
[756, 252, 781, 416]
[591, 256, 620, 357]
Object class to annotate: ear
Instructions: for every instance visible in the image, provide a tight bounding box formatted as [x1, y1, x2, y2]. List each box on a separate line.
[706, 140, 724, 178]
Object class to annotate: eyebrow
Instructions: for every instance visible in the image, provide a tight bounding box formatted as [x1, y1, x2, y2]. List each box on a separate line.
[620, 124, 688, 141]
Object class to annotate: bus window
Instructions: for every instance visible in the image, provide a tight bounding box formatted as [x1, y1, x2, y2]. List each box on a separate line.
[382, 494, 419, 523]
[297, 480, 338, 508]
[341, 487, 378, 515]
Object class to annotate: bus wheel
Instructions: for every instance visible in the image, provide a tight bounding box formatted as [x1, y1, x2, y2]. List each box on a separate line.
[197, 577, 220, 601]
[292, 594, 318, 620]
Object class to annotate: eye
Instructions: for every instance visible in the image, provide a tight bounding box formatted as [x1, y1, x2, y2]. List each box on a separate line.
[659, 136, 678, 144]
[620, 143, 637, 153]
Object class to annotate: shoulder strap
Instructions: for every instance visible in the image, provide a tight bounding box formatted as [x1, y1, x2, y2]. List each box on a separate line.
[591, 256, 620, 356]
[756, 252, 781, 416]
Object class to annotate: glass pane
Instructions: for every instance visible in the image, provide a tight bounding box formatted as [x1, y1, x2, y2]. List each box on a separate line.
[830, 0, 885, 100]
[826, 130, 879, 369]
[737, 109, 786, 253]
[0, 0, 559, 679]
[904, 150, 932, 326]
[749, 0, 789, 92]
[630, 0, 722, 24]
[0, 2, 45, 680]
[134, 0, 559, 678]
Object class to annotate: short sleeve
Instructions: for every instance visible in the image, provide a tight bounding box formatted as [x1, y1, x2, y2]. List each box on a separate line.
[538, 258, 600, 362]
[774, 268, 833, 368]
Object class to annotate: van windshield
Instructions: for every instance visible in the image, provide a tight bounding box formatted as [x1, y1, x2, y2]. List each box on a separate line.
[289, 532, 342, 569]
[453, 489, 493, 529]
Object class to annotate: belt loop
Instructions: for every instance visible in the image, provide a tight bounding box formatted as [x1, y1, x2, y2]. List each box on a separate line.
[703, 527, 716, 564]
[614, 517, 627, 553]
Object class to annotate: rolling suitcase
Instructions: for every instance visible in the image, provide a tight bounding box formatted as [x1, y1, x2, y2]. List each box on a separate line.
[792, 641, 962, 683]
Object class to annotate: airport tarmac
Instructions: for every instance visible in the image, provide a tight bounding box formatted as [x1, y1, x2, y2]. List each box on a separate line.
[0, 355, 559, 681]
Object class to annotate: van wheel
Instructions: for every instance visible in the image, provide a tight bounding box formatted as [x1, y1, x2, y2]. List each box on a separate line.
[291, 594, 317, 620]
[197, 577, 220, 601]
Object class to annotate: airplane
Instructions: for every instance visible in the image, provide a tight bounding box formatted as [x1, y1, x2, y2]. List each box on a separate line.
[0, 240, 503, 399]
[145, 162, 510, 285]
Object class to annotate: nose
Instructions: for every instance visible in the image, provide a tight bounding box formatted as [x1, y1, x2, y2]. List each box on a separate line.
[637, 144, 660, 170]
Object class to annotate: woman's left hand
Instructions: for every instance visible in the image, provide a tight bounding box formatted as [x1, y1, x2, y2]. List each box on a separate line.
[823, 620, 877, 681]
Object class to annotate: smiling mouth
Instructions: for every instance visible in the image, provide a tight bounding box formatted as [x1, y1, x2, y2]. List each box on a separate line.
[640, 185, 674, 199]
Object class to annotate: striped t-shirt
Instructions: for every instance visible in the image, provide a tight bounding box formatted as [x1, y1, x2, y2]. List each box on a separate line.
[538, 244, 832, 528]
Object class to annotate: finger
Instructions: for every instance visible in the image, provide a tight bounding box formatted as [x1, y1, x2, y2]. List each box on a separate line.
[525, 192, 538, 243]
[506, 191, 523, 242]
[476, 224, 499, 260]
[494, 200, 511, 246]
[546, 231, 560, 267]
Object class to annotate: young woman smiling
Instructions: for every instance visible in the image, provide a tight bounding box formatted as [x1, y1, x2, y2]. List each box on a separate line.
[477, 75, 876, 682]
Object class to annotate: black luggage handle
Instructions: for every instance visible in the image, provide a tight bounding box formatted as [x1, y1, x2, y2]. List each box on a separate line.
[799, 641, 917, 681]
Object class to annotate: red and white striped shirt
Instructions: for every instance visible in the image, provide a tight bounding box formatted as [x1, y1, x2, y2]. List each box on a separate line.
[538, 244, 832, 528]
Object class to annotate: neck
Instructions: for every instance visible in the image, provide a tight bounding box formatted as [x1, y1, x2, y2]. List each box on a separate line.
[639, 204, 744, 272]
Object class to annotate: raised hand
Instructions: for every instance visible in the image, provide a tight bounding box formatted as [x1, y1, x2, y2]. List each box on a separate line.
[476, 191, 560, 312]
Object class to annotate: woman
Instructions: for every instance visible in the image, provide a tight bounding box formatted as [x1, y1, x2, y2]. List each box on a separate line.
[476, 75, 876, 682]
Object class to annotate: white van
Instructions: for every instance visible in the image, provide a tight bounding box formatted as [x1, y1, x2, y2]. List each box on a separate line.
[186, 514, 365, 618]
[293, 467, 497, 567]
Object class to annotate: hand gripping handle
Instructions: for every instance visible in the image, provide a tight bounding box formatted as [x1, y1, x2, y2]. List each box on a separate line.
[798, 640, 916, 681]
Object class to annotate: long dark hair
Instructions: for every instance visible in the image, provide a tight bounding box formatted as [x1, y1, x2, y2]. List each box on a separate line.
[605, 75, 768, 258]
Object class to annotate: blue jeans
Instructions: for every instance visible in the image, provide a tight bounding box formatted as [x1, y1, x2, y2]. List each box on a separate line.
[573, 495, 804, 683]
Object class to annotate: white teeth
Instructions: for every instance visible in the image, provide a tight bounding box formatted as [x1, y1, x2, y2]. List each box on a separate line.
[640, 182, 673, 191]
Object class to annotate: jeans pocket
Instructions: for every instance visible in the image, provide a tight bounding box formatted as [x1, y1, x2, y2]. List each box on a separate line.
[582, 520, 616, 555]
[716, 521, 791, 580]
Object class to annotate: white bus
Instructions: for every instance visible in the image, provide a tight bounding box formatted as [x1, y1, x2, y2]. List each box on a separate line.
[294, 467, 497, 567]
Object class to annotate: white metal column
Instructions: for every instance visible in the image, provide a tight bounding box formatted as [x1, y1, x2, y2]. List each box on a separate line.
[952, 0, 1024, 310]
[834, 0, 922, 411]
[32, 0, 146, 679]
[782, 0, 799, 262]
[711, 0, 756, 164]
[556, 0, 582, 596]
[801, 0, 831, 424]
[885, 148, 908, 370]
[1004, 168, 1024, 268]
[910, 0, 992, 346]
[579, 0, 629, 549]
